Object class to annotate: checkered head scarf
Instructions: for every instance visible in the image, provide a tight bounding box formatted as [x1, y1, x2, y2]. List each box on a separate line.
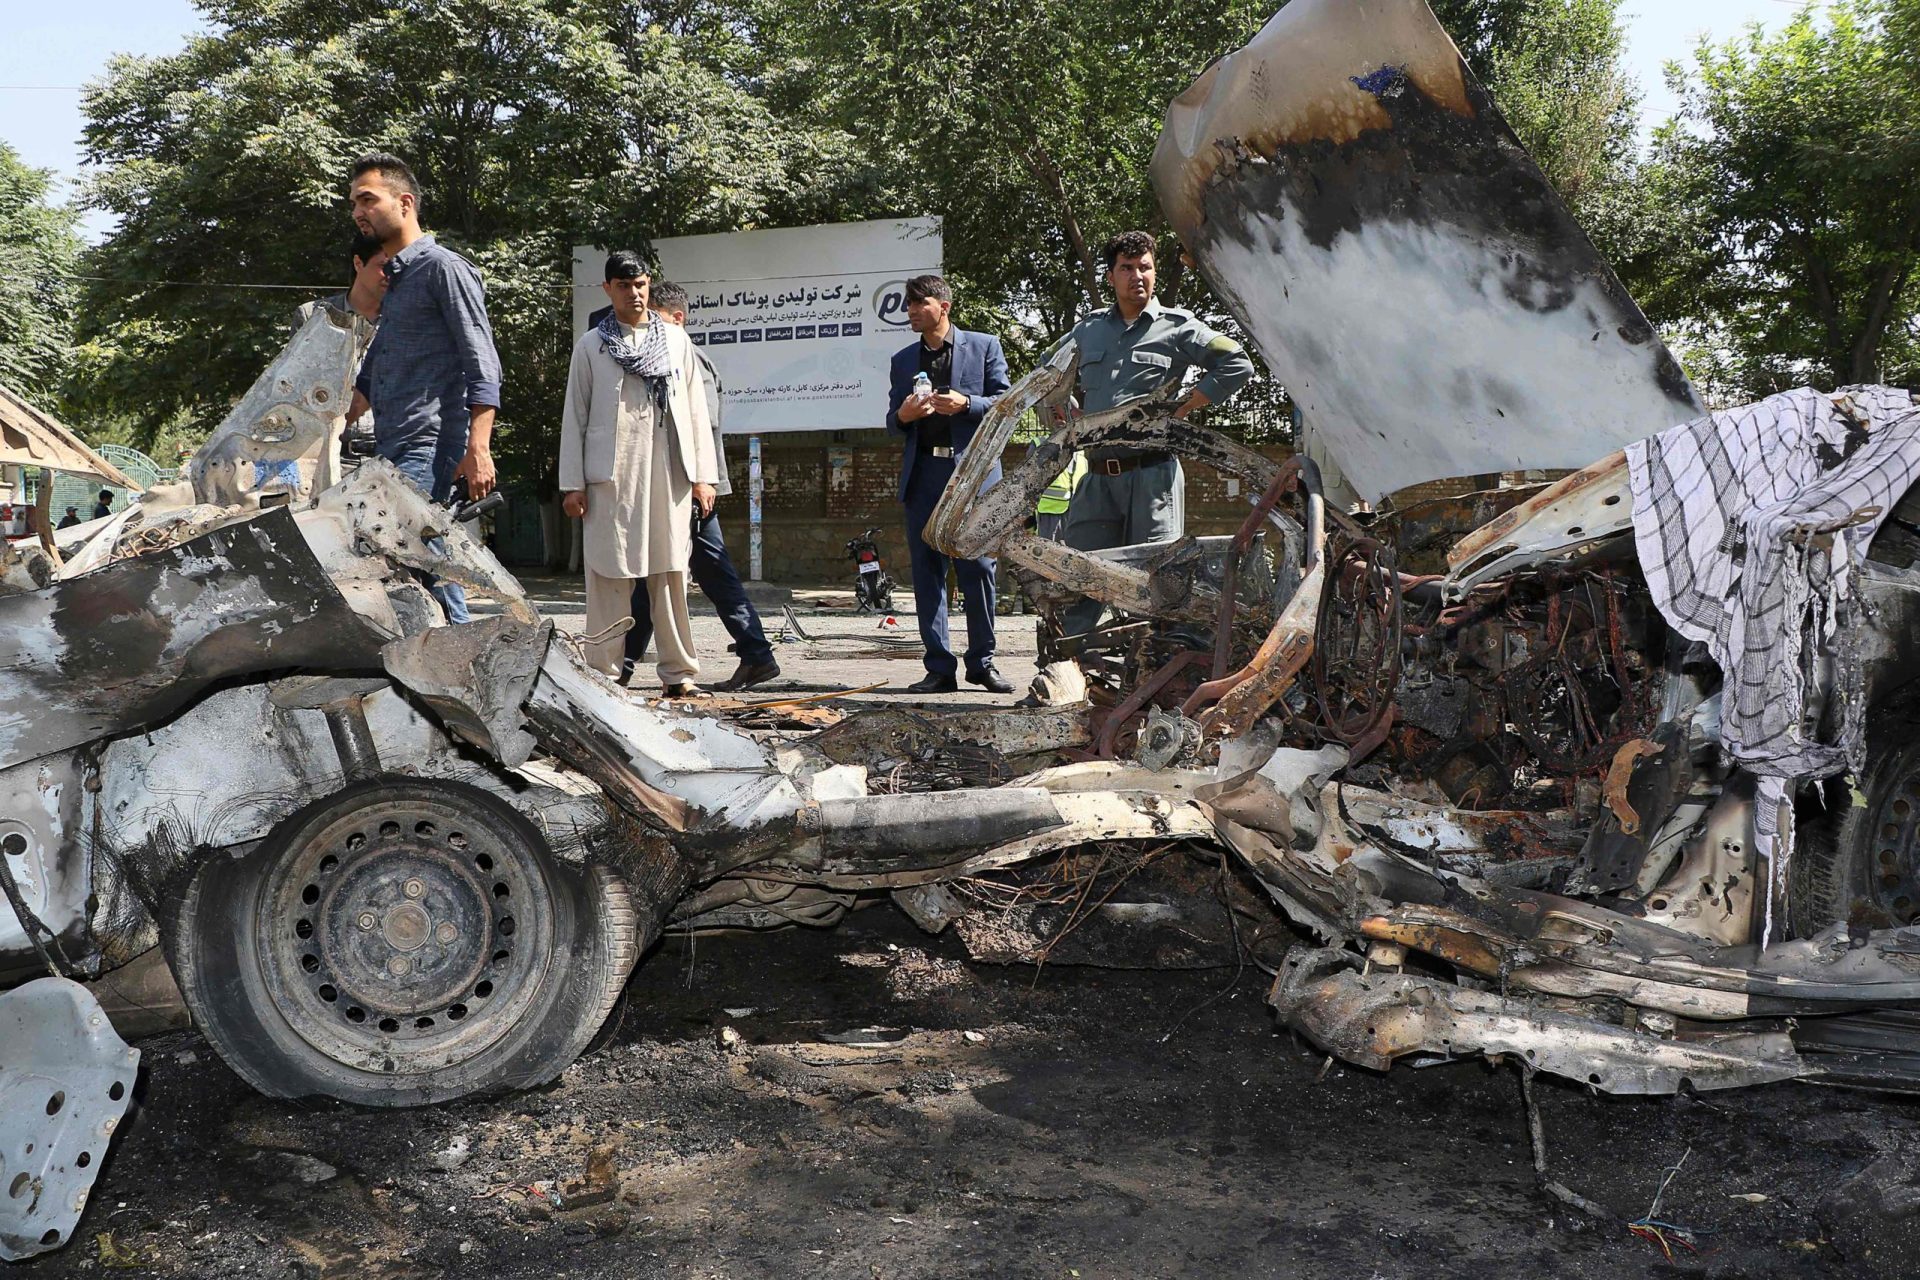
[595, 309, 673, 411]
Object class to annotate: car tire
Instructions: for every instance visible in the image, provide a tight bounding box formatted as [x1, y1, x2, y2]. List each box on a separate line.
[163, 777, 639, 1106]
[1792, 716, 1920, 937]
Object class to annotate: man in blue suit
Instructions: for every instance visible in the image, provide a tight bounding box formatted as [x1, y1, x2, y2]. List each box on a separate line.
[886, 275, 1012, 694]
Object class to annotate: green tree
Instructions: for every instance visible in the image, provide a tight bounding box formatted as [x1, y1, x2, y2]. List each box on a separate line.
[762, 0, 1644, 436]
[756, 0, 1276, 355]
[1454, 0, 1641, 240]
[1628, 0, 1920, 398]
[0, 142, 82, 403]
[72, 0, 857, 486]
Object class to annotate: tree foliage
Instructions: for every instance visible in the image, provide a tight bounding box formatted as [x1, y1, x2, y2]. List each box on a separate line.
[1452, 0, 1640, 240]
[0, 143, 82, 403]
[72, 0, 858, 485]
[68, 0, 1652, 468]
[754, 0, 1276, 354]
[1628, 0, 1920, 399]
[760, 0, 1642, 429]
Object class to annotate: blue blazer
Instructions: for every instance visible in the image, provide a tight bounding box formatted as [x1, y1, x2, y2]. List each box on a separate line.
[885, 327, 1011, 503]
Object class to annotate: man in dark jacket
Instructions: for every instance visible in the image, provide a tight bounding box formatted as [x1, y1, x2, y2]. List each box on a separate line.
[885, 275, 1012, 694]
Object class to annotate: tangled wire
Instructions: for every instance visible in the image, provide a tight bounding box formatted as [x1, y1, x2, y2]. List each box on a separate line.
[1500, 573, 1656, 774]
[868, 741, 1013, 793]
[951, 840, 1181, 967]
[1277, 528, 1404, 759]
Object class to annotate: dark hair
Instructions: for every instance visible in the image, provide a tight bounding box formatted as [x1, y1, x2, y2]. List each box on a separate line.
[65, 506, 77, 513]
[905, 274, 952, 304]
[350, 231, 385, 265]
[98, 489, 113, 501]
[604, 250, 650, 282]
[1102, 230, 1157, 271]
[349, 153, 422, 208]
[650, 279, 689, 312]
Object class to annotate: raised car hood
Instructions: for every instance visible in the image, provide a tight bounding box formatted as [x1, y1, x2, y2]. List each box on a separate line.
[1150, 0, 1702, 502]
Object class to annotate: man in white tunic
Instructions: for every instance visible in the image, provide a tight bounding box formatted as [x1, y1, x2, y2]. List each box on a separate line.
[560, 251, 719, 694]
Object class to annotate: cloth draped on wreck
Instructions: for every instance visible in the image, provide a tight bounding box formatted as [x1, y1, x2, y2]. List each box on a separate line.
[1626, 385, 1920, 942]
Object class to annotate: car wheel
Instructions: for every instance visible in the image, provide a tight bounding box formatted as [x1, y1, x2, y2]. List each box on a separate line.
[164, 777, 639, 1106]
[1793, 718, 1920, 936]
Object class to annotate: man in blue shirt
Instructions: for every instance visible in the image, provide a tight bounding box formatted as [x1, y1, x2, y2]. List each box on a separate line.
[343, 153, 502, 624]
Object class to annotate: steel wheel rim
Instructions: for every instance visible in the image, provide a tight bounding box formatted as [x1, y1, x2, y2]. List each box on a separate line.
[1864, 754, 1920, 926]
[254, 789, 553, 1075]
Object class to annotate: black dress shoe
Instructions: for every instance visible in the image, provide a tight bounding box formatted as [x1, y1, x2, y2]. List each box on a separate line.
[907, 672, 959, 694]
[966, 665, 1013, 693]
[715, 659, 781, 692]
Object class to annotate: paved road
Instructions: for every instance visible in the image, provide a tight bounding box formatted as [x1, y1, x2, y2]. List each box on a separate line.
[483, 571, 1044, 705]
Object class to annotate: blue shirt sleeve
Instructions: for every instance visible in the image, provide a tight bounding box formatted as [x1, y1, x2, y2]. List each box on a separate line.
[429, 256, 503, 410]
[354, 340, 376, 400]
[1177, 317, 1254, 407]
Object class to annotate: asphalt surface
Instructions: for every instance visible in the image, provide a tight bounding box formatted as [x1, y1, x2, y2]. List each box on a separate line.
[492, 571, 1046, 706]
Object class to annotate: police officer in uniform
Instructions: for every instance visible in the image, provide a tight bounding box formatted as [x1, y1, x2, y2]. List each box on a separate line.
[1047, 230, 1254, 642]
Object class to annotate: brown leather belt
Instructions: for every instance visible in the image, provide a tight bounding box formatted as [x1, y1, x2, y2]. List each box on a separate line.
[1092, 452, 1171, 476]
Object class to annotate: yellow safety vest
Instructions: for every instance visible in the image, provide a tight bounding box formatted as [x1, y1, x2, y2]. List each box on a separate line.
[1036, 451, 1087, 515]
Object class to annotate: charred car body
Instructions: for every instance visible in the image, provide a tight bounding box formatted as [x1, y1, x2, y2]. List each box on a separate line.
[6, 0, 1920, 1258]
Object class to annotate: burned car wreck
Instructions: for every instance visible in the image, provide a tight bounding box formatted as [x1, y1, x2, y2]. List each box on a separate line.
[7, 0, 1920, 1260]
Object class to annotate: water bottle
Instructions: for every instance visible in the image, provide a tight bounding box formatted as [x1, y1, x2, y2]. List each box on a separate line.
[911, 371, 932, 402]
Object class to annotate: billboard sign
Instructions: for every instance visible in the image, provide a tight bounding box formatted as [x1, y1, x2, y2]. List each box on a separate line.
[573, 217, 942, 434]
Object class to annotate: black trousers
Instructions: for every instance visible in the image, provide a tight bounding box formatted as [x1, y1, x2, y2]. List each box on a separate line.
[625, 509, 774, 671]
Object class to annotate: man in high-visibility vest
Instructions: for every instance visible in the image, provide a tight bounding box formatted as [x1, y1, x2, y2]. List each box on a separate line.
[1034, 450, 1085, 541]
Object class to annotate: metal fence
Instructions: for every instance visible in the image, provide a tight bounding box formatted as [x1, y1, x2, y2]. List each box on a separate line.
[37, 444, 175, 521]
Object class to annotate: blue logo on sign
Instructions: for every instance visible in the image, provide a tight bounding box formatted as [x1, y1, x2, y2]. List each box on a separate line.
[818, 324, 839, 338]
[707, 330, 737, 345]
[873, 280, 910, 328]
[795, 325, 817, 340]
[740, 329, 763, 342]
[766, 326, 793, 341]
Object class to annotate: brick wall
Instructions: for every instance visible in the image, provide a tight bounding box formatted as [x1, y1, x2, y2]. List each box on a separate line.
[710, 430, 1293, 584]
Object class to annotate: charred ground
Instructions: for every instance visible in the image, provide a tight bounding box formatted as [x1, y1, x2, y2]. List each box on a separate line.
[22, 906, 1920, 1280]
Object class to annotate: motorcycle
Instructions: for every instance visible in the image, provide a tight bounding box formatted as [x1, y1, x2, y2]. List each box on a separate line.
[846, 527, 895, 614]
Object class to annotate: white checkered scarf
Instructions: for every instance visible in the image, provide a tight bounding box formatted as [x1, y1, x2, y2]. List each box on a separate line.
[1627, 385, 1920, 943]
